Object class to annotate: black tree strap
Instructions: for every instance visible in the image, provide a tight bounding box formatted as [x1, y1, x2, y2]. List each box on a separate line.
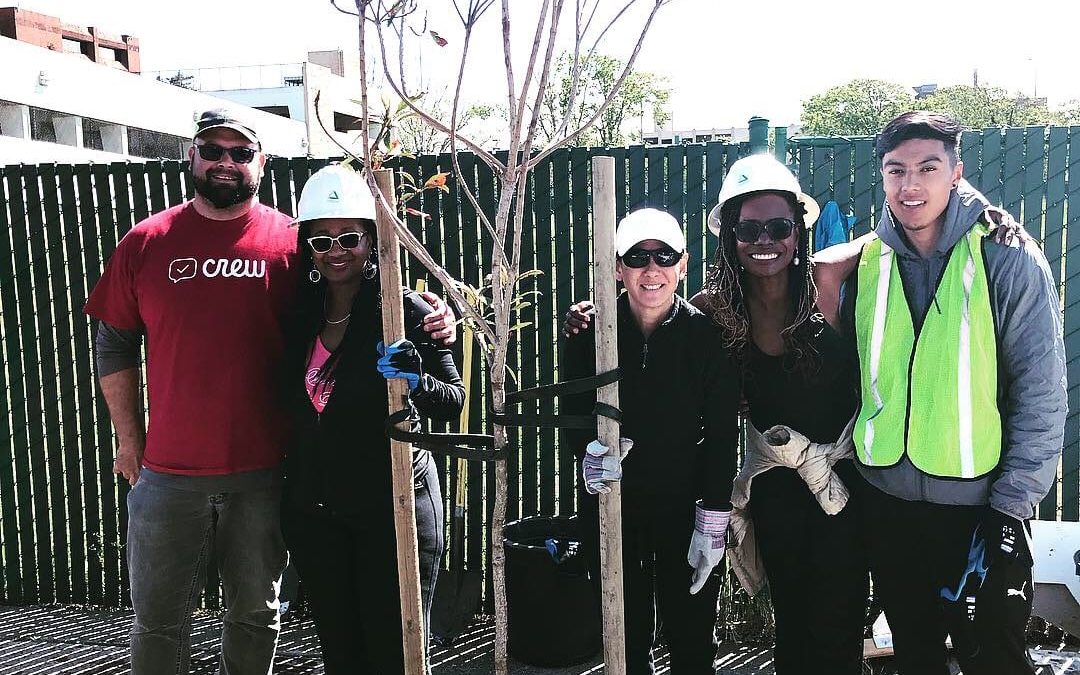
[383, 368, 622, 461]
[385, 407, 505, 461]
[490, 368, 622, 429]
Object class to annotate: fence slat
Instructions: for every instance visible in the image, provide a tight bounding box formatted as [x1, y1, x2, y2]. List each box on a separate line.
[56, 163, 92, 603]
[74, 162, 106, 606]
[0, 167, 28, 603]
[531, 156, 556, 517]
[1062, 127, 1080, 523]
[980, 129, 1004, 206]
[29, 165, 68, 604]
[6, 166, 42, 604]
[685, 144, 706, 294]
[852, 140, 875, 237]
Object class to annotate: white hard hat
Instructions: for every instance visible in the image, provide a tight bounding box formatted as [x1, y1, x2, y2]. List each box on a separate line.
[295, 164, 377, 224]
[707, 154, 820, 236]
[615, 208, 686, 256]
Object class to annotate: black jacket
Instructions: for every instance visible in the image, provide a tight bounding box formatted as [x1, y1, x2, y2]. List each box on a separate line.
[283, 290, 464, 518]
[561, 294, 740, 509]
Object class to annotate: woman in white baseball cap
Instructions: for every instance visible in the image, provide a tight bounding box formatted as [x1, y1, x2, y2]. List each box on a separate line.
[702, 153, 867, 675]
[280, 164, 464, 674]
[562, 207, 741, 674]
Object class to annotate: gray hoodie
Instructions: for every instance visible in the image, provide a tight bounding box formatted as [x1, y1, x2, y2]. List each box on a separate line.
[853, 180, 1067, 521]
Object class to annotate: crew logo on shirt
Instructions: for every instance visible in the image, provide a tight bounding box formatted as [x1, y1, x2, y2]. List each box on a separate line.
[168, 257, 267, 283]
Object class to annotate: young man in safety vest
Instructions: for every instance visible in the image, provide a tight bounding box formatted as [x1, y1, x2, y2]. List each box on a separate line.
[834, 111, 1066, 674]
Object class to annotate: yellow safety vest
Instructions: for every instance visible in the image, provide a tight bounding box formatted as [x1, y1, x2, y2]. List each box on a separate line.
[853, 226, 1001, 478]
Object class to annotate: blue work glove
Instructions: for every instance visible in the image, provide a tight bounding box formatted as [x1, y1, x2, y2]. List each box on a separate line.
[688, 503, 730, 594]
[377, 339, 424, 392]
[581, 438, 632, 495]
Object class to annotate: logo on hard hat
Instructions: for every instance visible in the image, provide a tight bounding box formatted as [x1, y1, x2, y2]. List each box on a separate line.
[328, 190, 340, 200]
[737, 173, 749, 184]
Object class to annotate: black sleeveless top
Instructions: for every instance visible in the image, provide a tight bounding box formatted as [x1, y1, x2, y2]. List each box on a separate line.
[743, 313, 859, 444]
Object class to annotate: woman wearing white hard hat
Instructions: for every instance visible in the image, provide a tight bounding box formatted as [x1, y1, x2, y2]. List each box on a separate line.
[700, 153, 867, 674]
[561, 207, 740, 674]
[280, 164, 464, 673]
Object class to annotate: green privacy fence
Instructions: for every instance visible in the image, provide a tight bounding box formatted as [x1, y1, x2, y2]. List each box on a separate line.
[0, 127, 1076, 608]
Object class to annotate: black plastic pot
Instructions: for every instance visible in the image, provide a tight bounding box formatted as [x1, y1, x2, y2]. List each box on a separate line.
[503, 515, 602, 667]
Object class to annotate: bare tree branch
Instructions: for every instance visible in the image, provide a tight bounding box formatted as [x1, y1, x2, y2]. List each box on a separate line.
[448, 0, 508, 266]
[367, 11, 505, 171]
[506, 0, 554, 163]
[531, 0, 666, 167]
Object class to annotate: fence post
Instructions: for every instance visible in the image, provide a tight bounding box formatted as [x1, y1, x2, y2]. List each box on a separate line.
[773, 126, 788, 163]
[748, 116, 769, 154]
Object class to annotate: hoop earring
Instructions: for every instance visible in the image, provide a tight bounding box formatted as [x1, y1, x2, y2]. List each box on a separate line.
[363, 260, 377, 281]
[309, 267, 322, 284]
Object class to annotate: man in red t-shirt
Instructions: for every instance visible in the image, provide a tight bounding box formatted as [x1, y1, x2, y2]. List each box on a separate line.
[85, 110, 455, 674]
[85, 109, 294, 674]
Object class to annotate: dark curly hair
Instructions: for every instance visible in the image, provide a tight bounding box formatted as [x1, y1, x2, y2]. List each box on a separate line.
[702, 190, 820, 377]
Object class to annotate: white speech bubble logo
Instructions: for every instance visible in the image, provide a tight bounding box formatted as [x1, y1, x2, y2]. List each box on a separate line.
[168, 258, 198, 283]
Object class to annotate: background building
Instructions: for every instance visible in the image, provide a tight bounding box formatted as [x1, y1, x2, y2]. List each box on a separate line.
[0, 6, 370, 165]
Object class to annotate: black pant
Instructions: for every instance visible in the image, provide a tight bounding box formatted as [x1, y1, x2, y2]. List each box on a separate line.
[579, 491, 720, 675]
[748, 460, 869, 675]
[856, 476, 1035, 675]
[281, 456, 445, 674]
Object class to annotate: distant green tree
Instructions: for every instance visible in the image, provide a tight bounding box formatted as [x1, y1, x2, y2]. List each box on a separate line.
[800, 79, 913, 136]
[916, 85, 1052, 127]
[1053, 100, 1080, 126]
[535, 52, 671, 146]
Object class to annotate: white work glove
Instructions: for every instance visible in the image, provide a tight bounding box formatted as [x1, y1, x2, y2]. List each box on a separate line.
[581, 438, 633, 495]
[688, 502, 731, 594]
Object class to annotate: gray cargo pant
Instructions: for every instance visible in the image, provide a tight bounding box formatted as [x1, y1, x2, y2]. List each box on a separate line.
[126, 467, 287, 675]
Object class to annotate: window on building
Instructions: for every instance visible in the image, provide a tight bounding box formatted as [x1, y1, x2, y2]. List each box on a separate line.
[334, 112, 362, 133]
[660, 138, 672, 145]
[61, 38, 84, 55]
[83, 117, 105, 151]
[257, 105, 292, 119]
[99, 46, 118, 63]
[127, 127, 186, 159]
[29, 107, 56, 143]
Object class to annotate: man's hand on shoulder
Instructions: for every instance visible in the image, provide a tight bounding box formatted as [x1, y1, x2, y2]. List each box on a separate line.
[983, 207, 1032, 249]
[419, 290, 457, 346]
[563, 300, 594, 338]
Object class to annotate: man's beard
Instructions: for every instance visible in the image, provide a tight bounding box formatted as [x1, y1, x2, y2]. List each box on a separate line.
[193, 173, 259, 209]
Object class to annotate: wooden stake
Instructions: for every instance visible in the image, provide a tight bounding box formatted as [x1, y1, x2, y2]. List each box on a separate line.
[591, 155, 626, 674]
[374, 168, 427, 675]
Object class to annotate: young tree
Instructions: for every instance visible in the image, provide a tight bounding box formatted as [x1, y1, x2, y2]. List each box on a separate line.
[335, 1, 673, 672]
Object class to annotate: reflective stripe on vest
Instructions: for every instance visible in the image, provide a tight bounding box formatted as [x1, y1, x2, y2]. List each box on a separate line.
[853, 227, 1001, 478]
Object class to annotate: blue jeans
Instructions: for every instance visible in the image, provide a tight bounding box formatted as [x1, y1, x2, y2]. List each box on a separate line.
[126, 468, 288, 674]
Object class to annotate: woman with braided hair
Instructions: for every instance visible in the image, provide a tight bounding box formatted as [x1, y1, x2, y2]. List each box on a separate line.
[697, 154, 867, 674]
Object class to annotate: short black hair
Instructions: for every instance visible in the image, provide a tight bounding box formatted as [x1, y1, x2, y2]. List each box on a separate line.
[875, 111, 962, 164]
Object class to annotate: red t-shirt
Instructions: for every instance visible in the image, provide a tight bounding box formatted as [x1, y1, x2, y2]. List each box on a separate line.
[85, 202, 298, 475]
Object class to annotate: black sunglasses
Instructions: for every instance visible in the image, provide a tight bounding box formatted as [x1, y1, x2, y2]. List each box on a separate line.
[733, 218, 796, 244]
[306, 231, 367, 254]
[620, 246, 682, 269]
[195, 143, 258, 164]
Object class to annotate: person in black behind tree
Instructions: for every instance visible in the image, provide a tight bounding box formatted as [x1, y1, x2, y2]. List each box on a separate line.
[280, 164, 464, 674]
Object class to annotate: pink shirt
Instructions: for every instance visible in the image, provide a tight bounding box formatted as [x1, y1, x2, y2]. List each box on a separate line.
[305, 338, 337, 413]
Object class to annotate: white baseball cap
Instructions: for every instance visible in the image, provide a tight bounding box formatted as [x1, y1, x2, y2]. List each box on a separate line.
[615, 208, 686, 256]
